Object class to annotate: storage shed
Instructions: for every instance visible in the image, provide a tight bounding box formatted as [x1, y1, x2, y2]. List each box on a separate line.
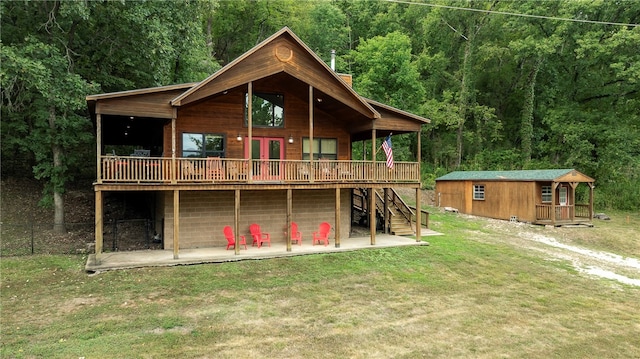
[435, 169, 595, 226]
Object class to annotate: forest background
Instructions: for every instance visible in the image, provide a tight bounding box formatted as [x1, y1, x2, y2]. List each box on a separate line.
[2, 0, 639, 228]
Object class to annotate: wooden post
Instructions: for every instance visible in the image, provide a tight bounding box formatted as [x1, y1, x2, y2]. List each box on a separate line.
[95, 190, 103, 264]
[370, 187, 376, 245]
[383, 188, 389, 233]
[171, 109, 177, 184]
[235, 189, 241, 255]
[96, 112, 102, 184]
[570, 182, 578, 221]
[286, 189, 292, 252]
[551, 182, 558, 226]
[173, 190, 179, 259]
[248, 82, 253, 183]
[371, 129, 377, 181]
[588, 182, 594, 221]
[415, 188, 422, 242]
[335, 188, 341, 248]
[309, 85, 314, 182]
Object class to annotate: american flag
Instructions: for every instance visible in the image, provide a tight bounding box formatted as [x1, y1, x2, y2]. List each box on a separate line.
[382, 135, 393, 168]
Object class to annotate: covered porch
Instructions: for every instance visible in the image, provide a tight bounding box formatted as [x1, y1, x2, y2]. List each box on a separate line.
[85, 231, 439, 272]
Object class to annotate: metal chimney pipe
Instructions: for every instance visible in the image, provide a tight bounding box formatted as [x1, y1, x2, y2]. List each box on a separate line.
[330, 49, 336, 71]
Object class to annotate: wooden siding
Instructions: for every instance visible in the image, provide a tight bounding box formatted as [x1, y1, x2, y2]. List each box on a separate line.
[169, 83, 353, 161]
[96, 90, 184, 118]
[163, 189, 351, 249]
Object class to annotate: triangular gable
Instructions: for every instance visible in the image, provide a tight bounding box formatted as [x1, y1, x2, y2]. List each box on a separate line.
[171, 27, 379, 119]
[554, 169, 594, 183]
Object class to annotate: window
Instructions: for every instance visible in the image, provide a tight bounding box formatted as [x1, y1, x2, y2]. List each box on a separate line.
[182, 133, 225, 158]
[244, 93, 284, 127]
[302, 138, 337, 160]
[541, 185, 552, 203]
[473, 184, 485, 200]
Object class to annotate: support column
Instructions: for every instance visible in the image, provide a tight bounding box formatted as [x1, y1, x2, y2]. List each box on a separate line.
[335, 188, 341, 248]
[95, 190, 103, 264]
[416, 188, 422, 242]
[235, 189, 241, 255]
[588, 182, 594, 221]
[286, 189, 292, 252]
[370, 187, 376, 245]
[569, 182, 578, 221]
[248, 82, 253, 183]
[96, 113, 102, 184]
[309, 85, 315, 182]
[171, 109, 177, 184]
[173, 190, 179, 259]
[371, 129, 377, 181]
[551, 182, 558, 226]
[383, 188, 389, 234]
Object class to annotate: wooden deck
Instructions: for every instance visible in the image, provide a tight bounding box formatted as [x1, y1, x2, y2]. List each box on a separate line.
[97, 156, 420, 185]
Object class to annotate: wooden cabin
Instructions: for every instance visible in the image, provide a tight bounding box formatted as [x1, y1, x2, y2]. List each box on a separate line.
[86, 27, 430, 263]
[435, 169, 595, 226]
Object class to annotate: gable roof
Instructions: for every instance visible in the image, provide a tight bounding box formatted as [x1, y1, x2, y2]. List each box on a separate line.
[170, 27, 379, 119]
[436, 169, 594, 182]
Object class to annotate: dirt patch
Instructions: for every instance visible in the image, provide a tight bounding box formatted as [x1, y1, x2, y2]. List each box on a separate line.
[478, 216, 640, 287]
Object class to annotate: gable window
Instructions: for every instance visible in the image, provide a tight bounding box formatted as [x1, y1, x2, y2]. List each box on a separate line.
[244, 93, 284, 127]
[541, 185, 552, 203]
[302, 138, 337, 160]
[473, 184, 485, 200]
[182, 133, 225, 158]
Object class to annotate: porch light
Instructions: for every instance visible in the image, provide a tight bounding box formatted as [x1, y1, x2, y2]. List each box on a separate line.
[236, 133, 242, 142]
[288, 135, 294, 144]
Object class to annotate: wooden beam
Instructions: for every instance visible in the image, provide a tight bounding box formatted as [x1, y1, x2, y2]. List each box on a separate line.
[416, 188, 422, 242]
[173, 190, 179, 259]
[96, 113, 102, 184]
[287, 189, 292, 252]
[370, 187, 376, 245]
[95, 190, 103, 264]
[335, 188, 341, 248]
[235, 189, 240, 255]
[551, 182, 558, 226]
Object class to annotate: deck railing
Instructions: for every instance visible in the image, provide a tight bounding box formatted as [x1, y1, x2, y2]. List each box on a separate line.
[99, 156, 420, 184]
[535, 204, 586, 221]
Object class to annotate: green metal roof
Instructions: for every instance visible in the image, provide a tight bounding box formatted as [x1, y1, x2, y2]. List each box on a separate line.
[436, 169, 578, 181]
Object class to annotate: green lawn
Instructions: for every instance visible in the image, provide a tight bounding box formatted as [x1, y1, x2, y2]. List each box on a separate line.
[2, 211, 639, 358]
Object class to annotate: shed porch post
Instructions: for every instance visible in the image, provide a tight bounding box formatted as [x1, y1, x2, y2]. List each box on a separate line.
[588, 182, 594, 221]
[551, 182, 558, 226]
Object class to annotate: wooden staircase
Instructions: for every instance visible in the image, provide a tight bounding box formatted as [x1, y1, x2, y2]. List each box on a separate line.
[353, 188, 417, 236]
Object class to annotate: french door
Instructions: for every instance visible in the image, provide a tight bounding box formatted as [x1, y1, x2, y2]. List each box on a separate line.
[245, 137, 284, 180]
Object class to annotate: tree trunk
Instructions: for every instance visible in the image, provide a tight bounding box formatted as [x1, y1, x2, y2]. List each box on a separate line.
[457, 28, 475, 167]
[49, 107, 66, 234]
[520, 56, 543, 163]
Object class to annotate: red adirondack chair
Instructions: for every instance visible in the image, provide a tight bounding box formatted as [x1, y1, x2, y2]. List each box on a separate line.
[223, 226, 247, 250]
[250, 223, 271, 248]
[289, 222, 302, 246]
[312, 222, 331, 246]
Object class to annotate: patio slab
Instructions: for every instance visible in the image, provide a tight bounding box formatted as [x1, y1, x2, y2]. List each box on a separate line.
[85, 229, 441, 273]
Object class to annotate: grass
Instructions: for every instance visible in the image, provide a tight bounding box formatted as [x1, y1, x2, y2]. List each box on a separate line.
[1, 211, 639, 358]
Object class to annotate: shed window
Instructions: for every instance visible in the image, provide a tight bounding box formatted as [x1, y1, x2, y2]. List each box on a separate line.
[182, 133, 225, 158]
[541, 186, 552, 203]
[302, 138, 337, 160]
[244, 92, 284, 127]
[473, 184, 485, 200]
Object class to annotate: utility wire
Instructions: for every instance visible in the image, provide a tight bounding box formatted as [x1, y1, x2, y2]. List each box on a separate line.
[385, 0, 640, 27]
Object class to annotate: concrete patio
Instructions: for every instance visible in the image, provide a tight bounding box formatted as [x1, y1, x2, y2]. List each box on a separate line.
[85, 229, 441, 273]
